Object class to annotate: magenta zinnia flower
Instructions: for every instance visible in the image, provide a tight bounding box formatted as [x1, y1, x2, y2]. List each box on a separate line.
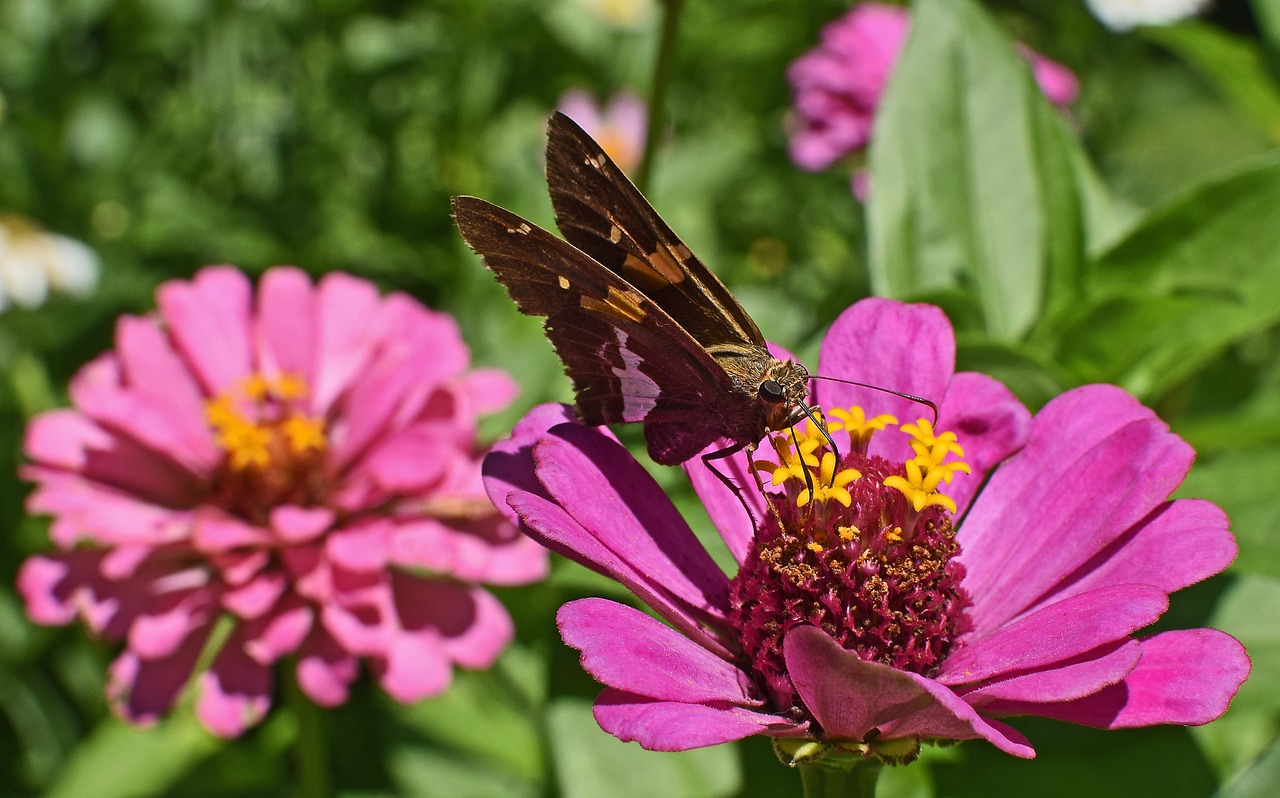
[18, 265, 548, 737]
[788, 3, 1080, 174]
[484, 298, 1247, 759]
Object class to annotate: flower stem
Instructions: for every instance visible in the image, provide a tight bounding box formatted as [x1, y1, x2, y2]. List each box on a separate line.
[637, 0, 685, 194]
[286, 666, 330, 798]
[798, 758, 883, 798]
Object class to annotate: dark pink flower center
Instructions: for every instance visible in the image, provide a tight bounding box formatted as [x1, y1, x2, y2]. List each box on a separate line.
[204, 374, 331, 523]
[728, 409, 973, 725]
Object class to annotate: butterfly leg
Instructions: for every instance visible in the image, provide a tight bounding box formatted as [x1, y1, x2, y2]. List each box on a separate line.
[701, 441, 785, 531]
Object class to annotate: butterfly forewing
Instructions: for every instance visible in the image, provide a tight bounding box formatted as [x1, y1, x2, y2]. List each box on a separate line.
[544, 112, 765, 351]
[452, 195, 742, 462]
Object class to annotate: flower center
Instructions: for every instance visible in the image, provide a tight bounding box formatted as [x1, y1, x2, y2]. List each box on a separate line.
[204, 373, 329, 523]
[728, 407, 974, 725]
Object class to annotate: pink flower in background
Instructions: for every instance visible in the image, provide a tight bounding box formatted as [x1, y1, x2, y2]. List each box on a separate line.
[557, 89, 648, 174]
[484, 298, 1248, 758]
[788, 3, 1080, 173]
[18, 265, 548, 737]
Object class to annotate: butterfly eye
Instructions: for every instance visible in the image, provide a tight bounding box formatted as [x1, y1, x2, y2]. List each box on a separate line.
[759, 379, 786, 404]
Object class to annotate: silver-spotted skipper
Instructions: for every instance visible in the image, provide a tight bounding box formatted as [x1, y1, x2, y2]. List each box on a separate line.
[452, 112, 817, 472]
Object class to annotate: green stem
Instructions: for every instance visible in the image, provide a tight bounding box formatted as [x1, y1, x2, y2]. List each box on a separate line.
[798, 758, 883, 798]
[637, 0, 685, 194]
[286, 666, 330, 798]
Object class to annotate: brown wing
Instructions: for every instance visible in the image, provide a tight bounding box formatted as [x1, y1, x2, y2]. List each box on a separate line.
[452, 196, 741, 463]
[544, 111, 765, 350]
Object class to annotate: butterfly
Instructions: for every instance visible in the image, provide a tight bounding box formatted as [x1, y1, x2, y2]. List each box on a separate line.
[452, 112, 820, 477]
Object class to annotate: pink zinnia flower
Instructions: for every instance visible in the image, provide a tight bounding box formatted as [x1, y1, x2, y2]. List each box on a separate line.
[18, 265, 548, 737]
[557, 89, 648, 174]
[484, 298, 1247, 760]
[788, 3, 1080, 173]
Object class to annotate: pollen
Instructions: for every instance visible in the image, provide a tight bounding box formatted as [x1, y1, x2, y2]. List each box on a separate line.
[204, 373, 329, 473]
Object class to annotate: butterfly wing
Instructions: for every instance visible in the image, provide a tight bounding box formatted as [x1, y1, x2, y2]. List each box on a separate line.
[544, 112, 766, 351]
[452, 196, 739, 463]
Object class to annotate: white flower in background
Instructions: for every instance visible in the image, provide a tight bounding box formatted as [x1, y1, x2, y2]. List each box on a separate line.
[1085, 0, 1213, 31]
[0, 214, 99, 312]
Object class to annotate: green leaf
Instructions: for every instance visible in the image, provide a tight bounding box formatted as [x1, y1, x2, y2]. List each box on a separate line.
[867, 0, 1086, 340]
[1255, 0, 1280, 55]
[547, 698, 741, 798]
[1053, 152, 1280, 400]
[1217, 736, 1280, 798]
[44, 711, 223, 798]
[1143, 23, 1280, 145]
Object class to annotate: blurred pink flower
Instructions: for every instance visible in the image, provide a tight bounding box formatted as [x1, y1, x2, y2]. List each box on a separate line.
[18, 265, 548, 737]
[557, 89, 648, 174]
[788, 3, 1080, 173]
[484, 298, 1248, 759]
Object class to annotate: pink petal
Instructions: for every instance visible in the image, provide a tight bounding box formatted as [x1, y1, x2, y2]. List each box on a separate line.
[253, 266, 317, 386]
[297, 634, 360, 707]
[128, 592, 215, 659]
[196, 639, 273, 738]
[959, 385, 1194, 631]
[593, 689, 803, 752]
[244, 598, 313, 664]
[25, 467, 189, 548]
[403, 516, 549, 586]
[983, 629, 1249, 728]
[937, 372, 1031, 516]
[311, 271, 384, 414]
[393, 575, 513, 670]
[326, 521, 392, 572]
[18, 554, 83, 625]
[558, 598, 758, 705]
[155, 266, 253, 395]
[221, 573, 288, 620]
[193, 513, 271, 552]
[456, 367, 519, 416]
[939, 584, 1168, 685]
[377, 632, 452, 702]
[481, 403, 579, 526]
[106, 631, 207, 726]
[350, 422, 451, 493]
[270, 505, 334, 543]
[816, 299, 956, 462]
[784, 627, 1035, 758]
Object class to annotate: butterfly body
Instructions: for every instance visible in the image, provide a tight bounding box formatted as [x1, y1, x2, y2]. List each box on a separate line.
[453, 112, 810, 466]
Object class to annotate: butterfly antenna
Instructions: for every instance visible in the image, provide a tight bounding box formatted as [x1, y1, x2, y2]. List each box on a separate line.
[808, 375, 938, 425]
[787, 423, 816, 500]
[796, 399, 840, 488]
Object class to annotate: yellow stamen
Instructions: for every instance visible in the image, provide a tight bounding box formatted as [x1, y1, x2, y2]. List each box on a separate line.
[204, 373, 328, 473]
[829, 406, 898, 452]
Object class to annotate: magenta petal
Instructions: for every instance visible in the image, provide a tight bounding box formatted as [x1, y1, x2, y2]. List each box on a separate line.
[326, 521, 392, 572]
[254, 267, 316, 386]
[270, 505, 334, 543]
[457, 367, 519, 416]
[481, 403, 580, 525]
[197, 639, 273, 738]
[816, 298, 956, 459]
[393, 575, 514, 669]
[937, 372, 1031, 515]
[18, 555, 81, 625]
[593, 688, 802, 751]
[960, 386, 1194, 631]
[784, 627, 1035, 758]
[509, 490, 734, 660]
[533, 424, 730, 614]
[558, 598, 758, 705]
[354, 423, 450, 492]
[961, 640, 1142, 705]
[939, 584, 1168, 685]
[155, 266, 253, 395]
[1049, 499, 1236, 602]
[985, 629, 1250, 728]
[244, 598, 313, 664]
[682, 447, 763, 565]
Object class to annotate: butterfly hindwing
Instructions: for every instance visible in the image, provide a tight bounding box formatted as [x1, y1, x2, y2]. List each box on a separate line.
[544, 112, 765, 351]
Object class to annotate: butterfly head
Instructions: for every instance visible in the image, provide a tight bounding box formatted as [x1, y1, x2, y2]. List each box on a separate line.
[759, 359, 811, 433]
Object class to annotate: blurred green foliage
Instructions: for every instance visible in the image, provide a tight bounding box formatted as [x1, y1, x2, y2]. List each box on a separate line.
[2, 0, 1280, 796]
